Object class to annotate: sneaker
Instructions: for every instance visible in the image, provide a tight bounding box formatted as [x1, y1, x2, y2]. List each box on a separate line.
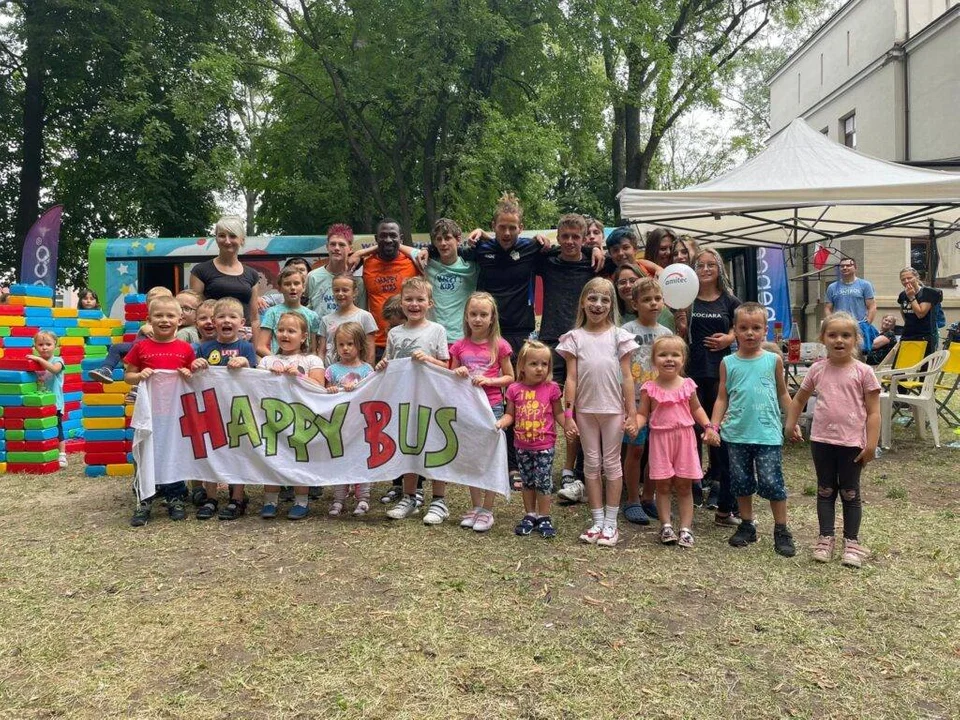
[413, 491, 425, 509]
[167, 499, 186, 521]
[774, 526, 796, 557]
[89, 366, 114, 383]
[218, 498, 247, 521]
[353, 500, 370, 516]
[706, 484, 719, 510]
[536, 516, 556, 539]
[558, 479, 585, 504]
[515, 514, 538, 536]
[422, 498, 449, 525]
[691, 482, 704, 508]
[308, 486, 323, 500]
[58, 452, 67, 468]
[660, 524, 678, 545]
[597, 526, 619, 547]
[460, 508, 479, 528]
[714, 513, 742, 527]
[623, 503, 650, 525]
[728, 521, 758, 547]
[124, 387, 139, 404]
[812, 535, 835, 563]
[473, 511, 495, 533]
[841, 539, 870, 568]
[328, 501, 344, 517]
[386, 495, 419, 520]
[196, 500, 218, 520]
[261, 503, 278, 519]
[130, 501, 152, 527]
[380, 486, 403, 504]
[287, 503, 309, 520]
[579, 523, 603, 544]
[678, 528, 695, 548]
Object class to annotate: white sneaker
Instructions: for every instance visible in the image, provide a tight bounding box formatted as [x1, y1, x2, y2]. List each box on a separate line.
[473, 512, 495, 533]
[386, 495, 419, 520]
[579, 523, 603, 544]
[558, 479, 585, 503]
[597, 526, 620, 547]
[58, 452, 68, 468]
[460, 508, 479, 528]
[422, 498, 449, 525]
[353, 500, 369, 516]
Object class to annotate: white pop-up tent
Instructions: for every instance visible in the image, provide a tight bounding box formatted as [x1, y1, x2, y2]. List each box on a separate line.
[618, 119, 960, 247]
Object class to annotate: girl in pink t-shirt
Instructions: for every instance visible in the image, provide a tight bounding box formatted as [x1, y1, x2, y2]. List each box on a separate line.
[557, 278, 639, 547]
[450, 293, 514, 532]
[786, 312, 880, 568]
[637, 335, 713, 548]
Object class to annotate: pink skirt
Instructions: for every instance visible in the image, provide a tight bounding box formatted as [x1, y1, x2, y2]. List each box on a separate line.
[647, 426, 702, 480]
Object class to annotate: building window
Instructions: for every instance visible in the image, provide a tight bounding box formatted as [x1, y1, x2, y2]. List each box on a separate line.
[841, 113, 856, 148]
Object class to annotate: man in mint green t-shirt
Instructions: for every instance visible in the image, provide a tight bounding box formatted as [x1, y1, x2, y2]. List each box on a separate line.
[425, 218, 477, 343]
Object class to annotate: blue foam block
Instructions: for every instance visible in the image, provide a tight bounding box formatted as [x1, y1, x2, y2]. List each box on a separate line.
[87, 337, 113, 346]
[0, 371, 33, 383]
[124, 294, 147, 304]
[25, 428, 59, 441]
[23, 308, 53, 318]
[81, 405, 125, 417]
[85, 465, 107, 477]
[78, 310, 104, 320]
[10, 284, 54, 298]
[0, 396, 24, 407]
[2, 337, 35, 348]
[85, 429, 127, 442]
[63, 391, 82, 403]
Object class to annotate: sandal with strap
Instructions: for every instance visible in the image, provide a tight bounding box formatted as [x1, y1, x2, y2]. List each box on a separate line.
[196, 499, 218, 521]
[218, 497, 247, 521]
[353, 500, 370, 516]
[509, 471, 522, 492]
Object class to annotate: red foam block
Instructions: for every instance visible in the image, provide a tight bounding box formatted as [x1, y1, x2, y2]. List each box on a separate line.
[4, 406, 57, 418]
[8, 439, 59, 452]
[6, 461, 60, 474]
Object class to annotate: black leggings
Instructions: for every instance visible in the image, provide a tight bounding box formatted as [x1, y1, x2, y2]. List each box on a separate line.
[811, 442, 863, 540]
[693, 376, 735, 514]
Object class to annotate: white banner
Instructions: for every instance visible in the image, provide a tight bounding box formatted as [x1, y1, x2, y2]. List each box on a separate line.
[132, 359, 509, 499]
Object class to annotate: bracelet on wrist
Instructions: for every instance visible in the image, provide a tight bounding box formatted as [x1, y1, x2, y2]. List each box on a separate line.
[705, 422, 719, 432]
[563, 409, 574, 419]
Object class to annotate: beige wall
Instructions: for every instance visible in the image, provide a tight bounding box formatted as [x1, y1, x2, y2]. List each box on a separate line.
[906, 12, 960, 160]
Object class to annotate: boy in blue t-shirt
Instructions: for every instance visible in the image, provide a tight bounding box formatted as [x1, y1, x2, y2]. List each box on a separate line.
[191, 297, 258, 520]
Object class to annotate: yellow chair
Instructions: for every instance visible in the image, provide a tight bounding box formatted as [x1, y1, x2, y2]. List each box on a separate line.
[934, 343, 960, 426]
[875, 340, 928, 392]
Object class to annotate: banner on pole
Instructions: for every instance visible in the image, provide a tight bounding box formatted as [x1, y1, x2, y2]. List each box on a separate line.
[756, 246, 791, 340]
[19, 205, 63, 289]
[132, 359, 509, 499]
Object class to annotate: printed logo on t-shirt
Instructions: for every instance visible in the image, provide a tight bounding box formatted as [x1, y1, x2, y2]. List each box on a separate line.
[391, 337, 421, 358]
[515, 391, 547, 444]
[436, 272, 461, 292]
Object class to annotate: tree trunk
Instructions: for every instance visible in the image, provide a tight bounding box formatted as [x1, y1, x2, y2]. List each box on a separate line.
[14, 0, 46, 281]
[611, 103, 625, 218]
[245, 189, 257, 236]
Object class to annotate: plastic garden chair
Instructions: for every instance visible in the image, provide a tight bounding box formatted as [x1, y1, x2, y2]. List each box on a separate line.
[934, 342, 960, 426]
[875, 339, 928, 391]
[879, 350, 949, 449]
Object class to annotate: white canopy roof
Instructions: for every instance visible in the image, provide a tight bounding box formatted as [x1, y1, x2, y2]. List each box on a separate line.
[617, 119, 960, 247]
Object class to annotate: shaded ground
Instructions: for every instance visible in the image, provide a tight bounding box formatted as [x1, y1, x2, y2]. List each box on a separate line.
[0, 425, 957, 719]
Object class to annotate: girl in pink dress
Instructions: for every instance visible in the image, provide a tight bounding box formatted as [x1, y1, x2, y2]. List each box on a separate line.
[637, 335, 716, 548]
[558, 278, 639, 547]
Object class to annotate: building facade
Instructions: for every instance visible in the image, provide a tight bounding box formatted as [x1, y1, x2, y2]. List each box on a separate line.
[768, 0, 960, 330]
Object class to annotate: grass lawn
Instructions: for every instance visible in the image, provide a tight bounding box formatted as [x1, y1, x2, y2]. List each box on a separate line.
[0, 424, 957, 719]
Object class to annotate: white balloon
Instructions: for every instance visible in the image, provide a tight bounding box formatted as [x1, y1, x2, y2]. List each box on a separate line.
[659, 263, 700, 309]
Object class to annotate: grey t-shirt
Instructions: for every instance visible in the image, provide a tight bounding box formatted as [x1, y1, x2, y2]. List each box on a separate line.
[306, 266, 367, 316]
[385, 321, 450, 361]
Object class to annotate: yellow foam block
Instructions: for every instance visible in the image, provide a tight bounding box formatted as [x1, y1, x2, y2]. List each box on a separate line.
[106, 463, 135, 476]
[0, 462, 6, 474]
[82, 417, 127, 430]
[81, 393, 127, 405]
[102, 381, 132, 393]
[78, 318, 105, 328]
[0, 316, 26, 327]
[125, 404, 134, 418]
[87, 328, 114, 336]
[51, 307, 78, 317]
[58, 337, 85, 346]
[9, 296, 52, 307]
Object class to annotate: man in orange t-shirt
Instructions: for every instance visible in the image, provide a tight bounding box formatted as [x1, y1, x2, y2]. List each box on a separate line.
[362, 219, 420, 358]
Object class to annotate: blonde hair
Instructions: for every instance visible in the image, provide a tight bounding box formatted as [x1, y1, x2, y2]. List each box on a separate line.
[275, 312, 310, 354]
[278, 266, 306, 285]
[695, 248, 733, 295]
[650, 334, 689, 369]
[147, 296, 180, 315]
[213, 297, 244, 318]
[632, 277, 662, 303]
[493, 192, 523, 224]
[333, 321, 369, 362]
[401, 276, 433, 300]
[214, 215, 246, 244]
[574, 277, 619, 328]
[382, 294, 404, 322]
[196, 298, 216, 317]
[515, 340, 551, 384]
[176, 289, 202, 303]
[819, 311, 862, 357]
[33, 330, 58, 346]
[462, 292, 503, 357]
[145, 286, 174, 302]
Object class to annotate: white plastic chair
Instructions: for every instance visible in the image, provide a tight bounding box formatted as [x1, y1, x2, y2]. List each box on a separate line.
[878, 350, 949, 449]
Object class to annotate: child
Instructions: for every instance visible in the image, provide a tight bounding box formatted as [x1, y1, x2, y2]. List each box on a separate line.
[26, 331, 67, 468]
[785, 312, 880, 568]
[450, 292, 514, 532]
[621, 278, 672, 525]
[584, 216, 605, 249]
[325, 322, 376, 515]
[257, 266, 320, 357]
[195, 299, 218, 343]
[77, 288, 100, 310]
[175, 290, 202, 344]
[191, 297, 259, 521]
[378, 277, 450, 523]
[90, 286, 174, 383]
[425, 218, 478, 343]
[257, 312, 326, 520]
[705, 302, 796, 557]
[317, 274, 377, 366]
[612, 264, 644, 324]
[497, 341, 564, 538]
[557, 277, 638, 547]
[123, 296, 196, 526]
[636, 335, 711, 548]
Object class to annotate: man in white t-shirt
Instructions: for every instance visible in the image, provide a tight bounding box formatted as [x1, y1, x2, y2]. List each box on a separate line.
[825, 258, 876, 323]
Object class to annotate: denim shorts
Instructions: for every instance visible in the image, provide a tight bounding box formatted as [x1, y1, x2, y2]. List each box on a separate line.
[622, 426, 649, 446]
[726, 442, 787, 501]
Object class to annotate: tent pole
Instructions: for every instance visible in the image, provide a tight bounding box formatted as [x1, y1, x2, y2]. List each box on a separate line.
[797, 209, 809, 339]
